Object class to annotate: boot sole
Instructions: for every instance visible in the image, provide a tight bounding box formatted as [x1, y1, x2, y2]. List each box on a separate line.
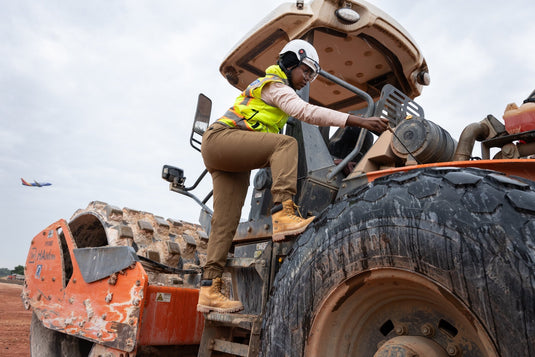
[272, 225, 308, 242]
[197, 304, 244, 314]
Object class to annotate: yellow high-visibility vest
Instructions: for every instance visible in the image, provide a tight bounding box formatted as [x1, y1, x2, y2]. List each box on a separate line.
[218, 65, 290, 133]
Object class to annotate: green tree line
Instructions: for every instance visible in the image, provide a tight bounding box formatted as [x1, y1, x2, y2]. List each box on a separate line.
[0, 265, 24, 276]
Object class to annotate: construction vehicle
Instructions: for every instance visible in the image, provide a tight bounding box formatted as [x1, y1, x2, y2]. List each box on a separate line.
[22, 0, 535, 356]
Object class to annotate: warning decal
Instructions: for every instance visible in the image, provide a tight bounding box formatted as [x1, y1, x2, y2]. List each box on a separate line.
[155, 292, 171, 303]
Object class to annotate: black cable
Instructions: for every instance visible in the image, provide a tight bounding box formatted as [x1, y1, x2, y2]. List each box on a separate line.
[388, 126, 422, 165]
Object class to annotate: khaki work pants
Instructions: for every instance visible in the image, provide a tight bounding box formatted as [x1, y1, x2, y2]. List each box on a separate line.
[201, 123, 298, 279]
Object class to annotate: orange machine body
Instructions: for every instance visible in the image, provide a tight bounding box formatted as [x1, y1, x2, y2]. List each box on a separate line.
[365, 159, 535, 183]
[23, 219, 204, 352]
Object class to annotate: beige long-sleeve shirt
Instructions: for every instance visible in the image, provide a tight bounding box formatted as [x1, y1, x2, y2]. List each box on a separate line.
[261, 82, 349, 127]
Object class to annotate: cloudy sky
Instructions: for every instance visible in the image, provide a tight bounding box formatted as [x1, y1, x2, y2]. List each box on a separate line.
[1, 0, 534, 269]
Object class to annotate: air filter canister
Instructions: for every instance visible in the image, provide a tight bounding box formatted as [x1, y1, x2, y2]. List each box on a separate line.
[391, 118, 457, 163]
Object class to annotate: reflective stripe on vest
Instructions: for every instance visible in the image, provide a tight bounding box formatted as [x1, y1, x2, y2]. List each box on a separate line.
[218, 65, 290, 133]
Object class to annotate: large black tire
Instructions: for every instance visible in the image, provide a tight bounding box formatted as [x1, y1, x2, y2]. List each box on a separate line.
[261, 167, 535, 357]
[30, 312, 93, 356]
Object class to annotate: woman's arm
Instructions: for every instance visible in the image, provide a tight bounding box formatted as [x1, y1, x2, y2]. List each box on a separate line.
[262, 82, 388, 132]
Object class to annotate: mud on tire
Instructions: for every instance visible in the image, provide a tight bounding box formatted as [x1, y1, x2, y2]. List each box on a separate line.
[261, 167, 535, 357]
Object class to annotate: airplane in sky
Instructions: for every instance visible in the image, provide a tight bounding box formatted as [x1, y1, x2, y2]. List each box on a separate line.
[21, 178, 52, 187]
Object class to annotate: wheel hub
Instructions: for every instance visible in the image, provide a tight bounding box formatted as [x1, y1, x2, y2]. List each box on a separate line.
[374, 336, 448, 357]
[305, 269, 497, 356]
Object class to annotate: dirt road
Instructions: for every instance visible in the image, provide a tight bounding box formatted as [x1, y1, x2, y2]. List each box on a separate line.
[0, 282, 31, 357]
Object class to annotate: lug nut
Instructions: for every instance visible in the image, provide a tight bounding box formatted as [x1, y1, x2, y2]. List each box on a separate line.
[421, 323, 435, 337]
[395, 325, 407, 335]
[447, 344, 460, 356]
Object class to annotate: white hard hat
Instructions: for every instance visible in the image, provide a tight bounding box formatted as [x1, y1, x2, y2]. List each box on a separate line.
[279, 39, 320, 81]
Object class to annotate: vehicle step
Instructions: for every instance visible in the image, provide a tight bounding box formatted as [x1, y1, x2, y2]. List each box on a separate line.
[205, 312, 259, 330]
[226, 257, 259, 268]
[211, 338, 249, 357]
[199, 313, 262, 357]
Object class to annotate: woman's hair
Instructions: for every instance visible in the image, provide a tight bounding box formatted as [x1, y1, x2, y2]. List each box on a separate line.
[279, 52, 300, 71]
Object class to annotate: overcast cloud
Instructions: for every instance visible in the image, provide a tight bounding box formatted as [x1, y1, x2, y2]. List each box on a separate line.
[1, 0, 534, 269]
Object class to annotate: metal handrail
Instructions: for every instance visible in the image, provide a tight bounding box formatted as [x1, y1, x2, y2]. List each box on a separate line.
[318, 70, 375, 180]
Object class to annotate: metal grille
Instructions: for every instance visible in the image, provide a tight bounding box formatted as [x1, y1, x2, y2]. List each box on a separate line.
[374, 84, 425, 127]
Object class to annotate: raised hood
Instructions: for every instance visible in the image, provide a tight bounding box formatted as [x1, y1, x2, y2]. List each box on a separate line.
[220, 0, 429, 113]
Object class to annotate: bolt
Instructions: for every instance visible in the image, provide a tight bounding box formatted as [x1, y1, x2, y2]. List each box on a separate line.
[132, 298, 140, 306]
[73, 278, 77, 283]
[69, 297, 74, 304]
[247, 226, 253, 233]
[421, 323, 435, 337]
[264, 224, 270, 230]
[447, 344, 460, 356]
[51, 277, 56, 282]
[97, 332, 102, 338]
[102, 314, 107, 320]
[105, 292, 113, 303]
[135, 280, 141, 286]
[395, 325, 407, 335]
[108, 273, 118, 285]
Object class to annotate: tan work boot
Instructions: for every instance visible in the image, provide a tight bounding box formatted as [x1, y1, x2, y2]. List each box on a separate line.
[197, 277, 244, 313]
[271, 200, 315, 242]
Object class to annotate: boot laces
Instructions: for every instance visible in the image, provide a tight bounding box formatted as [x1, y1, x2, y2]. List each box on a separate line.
[213, 279, 230, 299]
[284, 202, 306, 222]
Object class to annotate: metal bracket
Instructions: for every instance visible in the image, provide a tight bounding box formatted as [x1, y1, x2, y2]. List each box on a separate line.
[73, 246, 139, 283]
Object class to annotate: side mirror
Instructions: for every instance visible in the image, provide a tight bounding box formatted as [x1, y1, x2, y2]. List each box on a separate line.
[190, 93, 212, 152]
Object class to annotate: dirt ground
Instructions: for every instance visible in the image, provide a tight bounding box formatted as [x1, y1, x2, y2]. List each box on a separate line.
[0, 281, 31, 357]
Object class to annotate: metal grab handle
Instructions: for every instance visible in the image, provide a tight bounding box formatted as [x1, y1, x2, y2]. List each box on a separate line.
[318, 69, 375, 117]
[327, 128, 368, 180]
[318, 70, 375, 180]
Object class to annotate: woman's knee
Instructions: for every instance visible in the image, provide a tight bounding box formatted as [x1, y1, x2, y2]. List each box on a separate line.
[278, 135, 297, 152]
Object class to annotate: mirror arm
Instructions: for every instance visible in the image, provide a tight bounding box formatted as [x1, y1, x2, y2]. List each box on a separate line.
[184, 169, 209, 191]
[169, 185, 213, 215]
